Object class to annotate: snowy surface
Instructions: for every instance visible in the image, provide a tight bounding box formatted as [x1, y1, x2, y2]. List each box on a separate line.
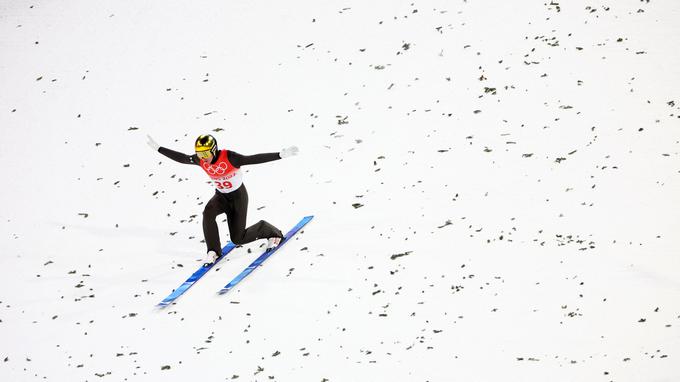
[1, 0, 679, 381]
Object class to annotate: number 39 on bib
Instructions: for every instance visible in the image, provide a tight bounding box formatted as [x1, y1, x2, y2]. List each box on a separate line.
[216, 180, 233, 190]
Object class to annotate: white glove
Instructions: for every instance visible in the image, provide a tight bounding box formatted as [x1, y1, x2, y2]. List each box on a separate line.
[146, 135, 160, 151]
[279, 145, 299, 158]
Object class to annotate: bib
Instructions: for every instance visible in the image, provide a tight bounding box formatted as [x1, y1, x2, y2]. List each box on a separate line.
[199, 150, 243, 193]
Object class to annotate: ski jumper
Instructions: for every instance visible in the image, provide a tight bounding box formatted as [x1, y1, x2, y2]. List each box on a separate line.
[158, 147, 284, 254]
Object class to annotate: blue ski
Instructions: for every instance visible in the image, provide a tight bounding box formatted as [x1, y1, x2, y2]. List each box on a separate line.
[217, 215, 314, 295]
[157, 242, 237, 308]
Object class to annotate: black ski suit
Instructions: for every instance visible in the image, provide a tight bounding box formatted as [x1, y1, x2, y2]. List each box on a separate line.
[157, 147, 284, 254]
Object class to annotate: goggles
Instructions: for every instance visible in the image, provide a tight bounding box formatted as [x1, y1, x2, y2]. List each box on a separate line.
[196, 150, 213, 159]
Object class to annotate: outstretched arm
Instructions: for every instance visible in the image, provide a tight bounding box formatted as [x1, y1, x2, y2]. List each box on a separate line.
[228, 146, 298, 167]
[147, 135, 199, 165]
[159, 147, 199, 165]
[228, 151, 280, 167]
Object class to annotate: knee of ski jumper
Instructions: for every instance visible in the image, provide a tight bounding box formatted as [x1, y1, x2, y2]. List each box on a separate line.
[203, 204, 218, 219]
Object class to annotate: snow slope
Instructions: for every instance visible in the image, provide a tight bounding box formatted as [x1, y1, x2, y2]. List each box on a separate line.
[1, 0, 679, 381]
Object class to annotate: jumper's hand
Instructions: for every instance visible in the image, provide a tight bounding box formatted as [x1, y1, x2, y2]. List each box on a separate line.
[280, 145, 299, 158]
[146, 135, 160, 151]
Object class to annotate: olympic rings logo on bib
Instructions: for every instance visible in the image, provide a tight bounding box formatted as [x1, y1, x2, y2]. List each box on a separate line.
[199, 150, 243, 193]
[203, 162, 228, 176]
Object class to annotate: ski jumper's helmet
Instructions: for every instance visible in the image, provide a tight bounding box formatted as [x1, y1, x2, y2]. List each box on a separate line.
[195, 134, 218, 159]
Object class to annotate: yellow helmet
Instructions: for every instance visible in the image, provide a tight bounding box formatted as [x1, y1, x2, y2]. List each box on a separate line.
[195, 134, 218, 158]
